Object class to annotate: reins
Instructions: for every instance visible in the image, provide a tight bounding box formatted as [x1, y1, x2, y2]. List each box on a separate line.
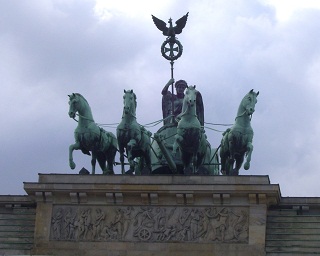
[235, 110, 247, 121]
[73, 113, 232, 134]
[72, 113, 95, 123]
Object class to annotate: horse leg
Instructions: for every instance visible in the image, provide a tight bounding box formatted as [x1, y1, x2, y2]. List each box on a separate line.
[119, 147, 125, 174]
[244, 142, 253, 170]
[172, 133, 183, 155]
[196, 138, 207, 174]
[172, 134, 183, 156]
[220, 146, 227, 175]
[91, 152, 97, 175]
[227, 137, 236, 175]
[181, 151, 192, 175]
[226, 157, 235, 176]
[127, 139, 137, 173]
[220, 131, 232, 175]
[145, 155, 151, 174]
[106, 147, 116, 175]
[69, 142, 81, 170]
[192, 153, 197, 174]
[135, 157, 143, 175]
[234, 154, 245, 175]
[143, 149, 152, 175]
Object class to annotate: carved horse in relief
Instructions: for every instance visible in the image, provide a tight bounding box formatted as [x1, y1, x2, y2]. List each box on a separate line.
[172, 86, 207, 174]
[68, 93, 117, 174]
[220, 89, 259, 175]
[117, 90, 152, 174]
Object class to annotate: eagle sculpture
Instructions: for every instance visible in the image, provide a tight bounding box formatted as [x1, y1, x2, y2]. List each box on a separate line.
[151, 12, 189, 38]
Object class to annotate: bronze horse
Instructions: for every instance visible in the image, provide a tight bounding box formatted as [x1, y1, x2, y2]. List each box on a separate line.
[172, 86, 207, 174]
[117, 90, 152, 174]
[68, 93, 117, 174]
[220, 89, 259, 175]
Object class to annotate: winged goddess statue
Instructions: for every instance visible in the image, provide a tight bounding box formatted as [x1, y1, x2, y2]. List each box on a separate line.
[151, 12, 189, 38]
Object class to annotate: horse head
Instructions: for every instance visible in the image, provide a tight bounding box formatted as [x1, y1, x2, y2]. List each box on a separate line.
[179, 85, 204, 125]
[240, 89, 259, 117]
[68, 93, 91, 121]
[123, 89, 137, 116]
[68, 93, 80, 119]
[184, 85, 197, 108]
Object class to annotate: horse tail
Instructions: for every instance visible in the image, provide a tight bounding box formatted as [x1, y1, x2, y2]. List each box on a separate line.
[109, 132, 118, 150]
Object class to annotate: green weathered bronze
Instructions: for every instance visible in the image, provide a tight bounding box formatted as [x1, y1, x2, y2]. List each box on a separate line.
[220, 89, 259, 175]
[153, 132, 177, 173]
[68, 93, 117, 174]
[152, 13, 189, 125]
[65, 14, 259, 177]
[117, 90, 152, 175]
[151, 12, 188, 61]
[172, 86, 210, 174]
[152, 82, 219, 175]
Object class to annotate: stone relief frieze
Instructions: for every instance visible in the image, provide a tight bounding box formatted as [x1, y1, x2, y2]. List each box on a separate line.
[50, 205, 248, 243]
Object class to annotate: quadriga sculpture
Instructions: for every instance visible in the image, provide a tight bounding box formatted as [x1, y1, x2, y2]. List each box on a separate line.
[68, 93, 117, 174]
[117, 90, 152, 174]
[172, 86, 207, 174]
[220, 89, 259, 175]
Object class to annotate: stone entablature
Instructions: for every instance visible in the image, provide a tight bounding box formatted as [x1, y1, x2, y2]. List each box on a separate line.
[24, 174, 280, 205]
[23, 174, 281, 256]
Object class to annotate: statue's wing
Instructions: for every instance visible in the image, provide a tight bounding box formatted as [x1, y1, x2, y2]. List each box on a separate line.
[196, 90, 205, 127]
[152, 15, 168, 35]
[174, 12, 189, 34]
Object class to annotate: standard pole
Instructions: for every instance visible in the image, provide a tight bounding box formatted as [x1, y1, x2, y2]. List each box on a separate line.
[170, 60, 174, 123]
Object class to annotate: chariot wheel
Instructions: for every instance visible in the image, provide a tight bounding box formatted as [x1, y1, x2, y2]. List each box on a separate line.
[138, 228, 151, 241]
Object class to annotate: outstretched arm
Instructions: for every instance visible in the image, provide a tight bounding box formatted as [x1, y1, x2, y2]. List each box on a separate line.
[162, 78, 175, 95]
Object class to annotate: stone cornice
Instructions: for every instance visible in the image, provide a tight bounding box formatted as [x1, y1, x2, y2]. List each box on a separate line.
[24, 174, 281, 207]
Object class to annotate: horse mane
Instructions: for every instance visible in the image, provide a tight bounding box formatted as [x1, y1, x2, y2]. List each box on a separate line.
[181, 92, 188, 115]
[132, 92, 137, 109]
[125, 90, 137, 109]
[73, 93, 89, 105]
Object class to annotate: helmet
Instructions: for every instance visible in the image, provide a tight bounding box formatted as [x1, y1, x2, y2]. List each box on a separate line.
[175, 80, 188, 88]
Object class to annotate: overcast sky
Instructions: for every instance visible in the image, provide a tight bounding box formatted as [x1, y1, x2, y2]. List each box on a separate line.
[1, 0, 320, 197]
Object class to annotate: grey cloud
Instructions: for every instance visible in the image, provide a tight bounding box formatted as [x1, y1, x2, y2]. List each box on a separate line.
[1, 0, 320, 196]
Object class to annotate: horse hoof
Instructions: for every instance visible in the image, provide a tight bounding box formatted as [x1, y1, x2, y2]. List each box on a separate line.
[125, 169, 134, 175]
[69, 162, 76, 170]
[183, 167, 193, 175]
[231, 169, 239, 175]
[196, 167, 209, 175]
[141, 167, 151, 175]
[244, 163, 250, 170]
